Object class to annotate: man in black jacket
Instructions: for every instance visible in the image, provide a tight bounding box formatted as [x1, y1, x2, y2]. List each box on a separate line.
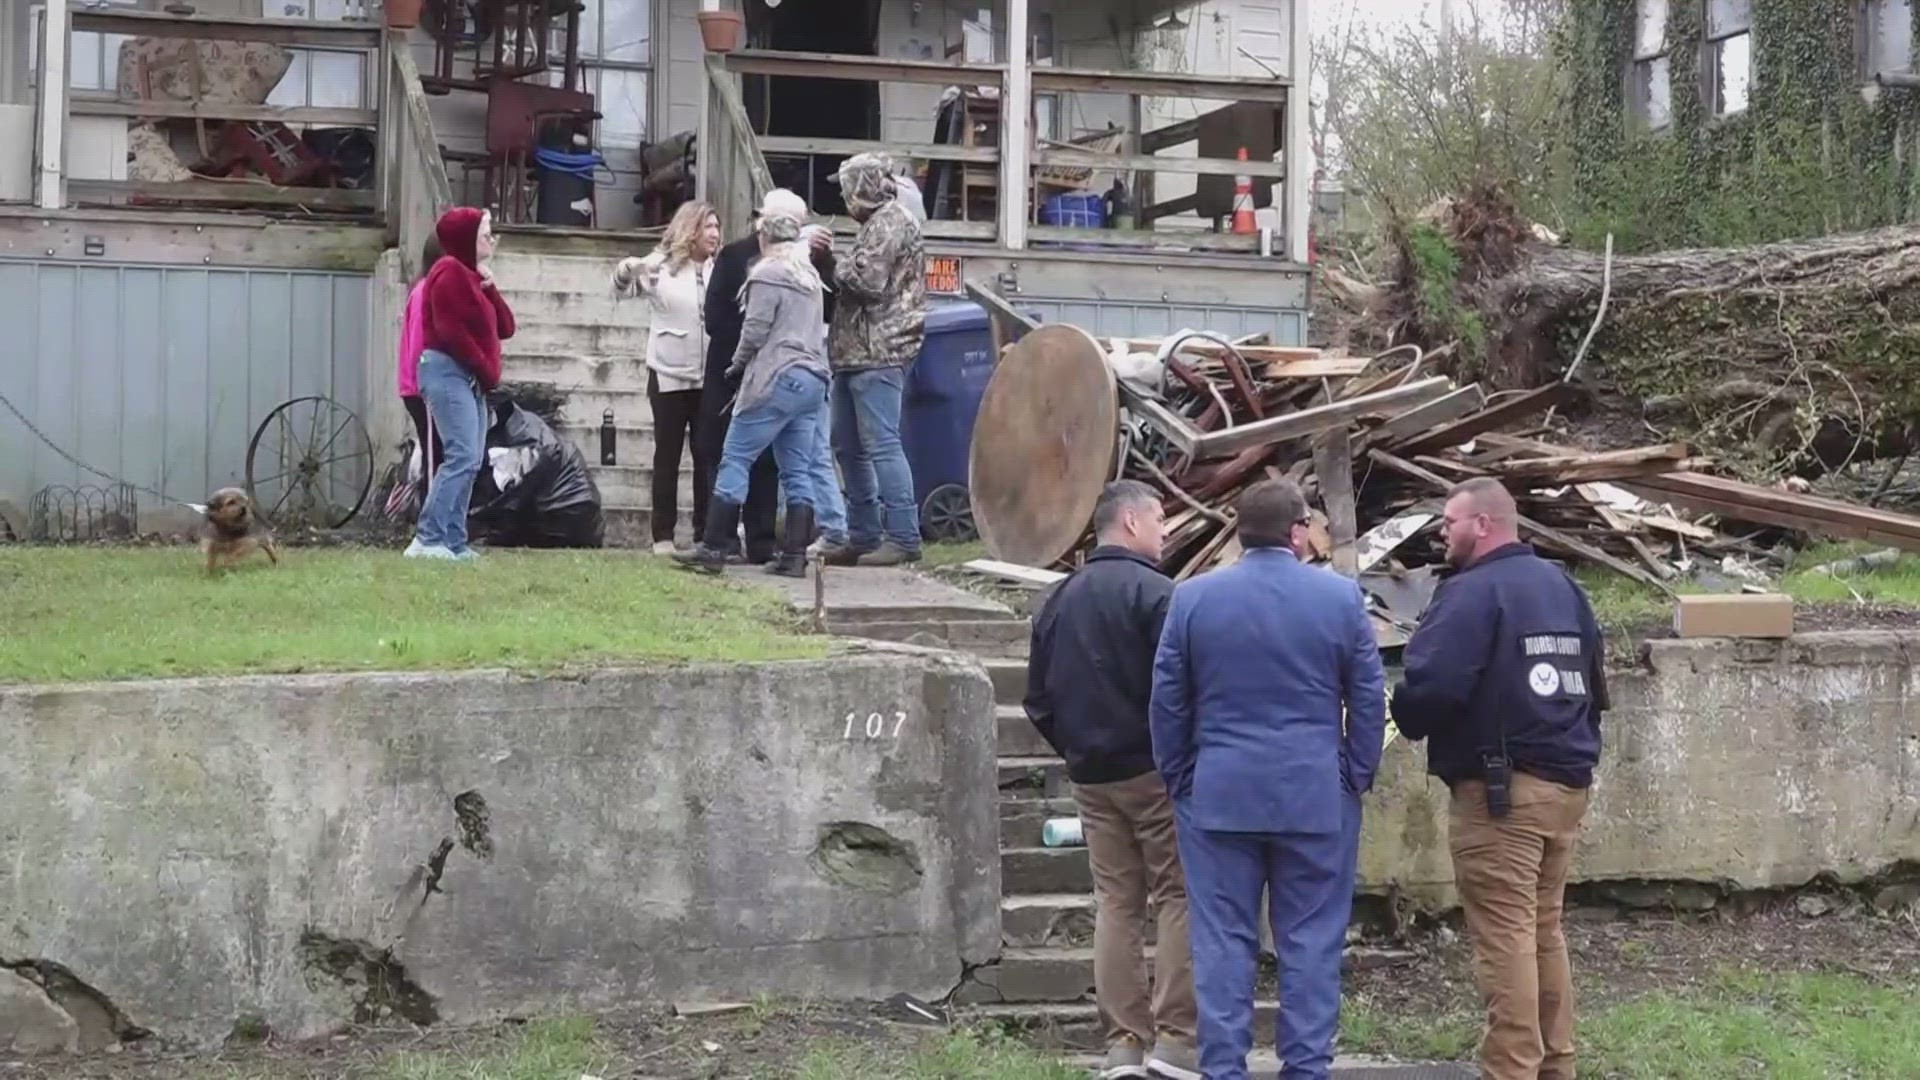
[1026, 480, 1198, 1080]
[696, 189, 838, 562]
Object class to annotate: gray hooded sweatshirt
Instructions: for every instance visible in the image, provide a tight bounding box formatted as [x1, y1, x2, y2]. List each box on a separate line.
[725, 253, 829, 414]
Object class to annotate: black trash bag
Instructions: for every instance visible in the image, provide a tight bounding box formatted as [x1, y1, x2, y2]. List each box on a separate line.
[467, 395, 606, 548]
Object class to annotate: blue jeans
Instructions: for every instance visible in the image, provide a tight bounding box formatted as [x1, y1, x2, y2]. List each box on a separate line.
[414, 350, 488, 552]
[716, 369, 826, 509]
[832, 366, 919, 550]
[806, 392, 850, 543]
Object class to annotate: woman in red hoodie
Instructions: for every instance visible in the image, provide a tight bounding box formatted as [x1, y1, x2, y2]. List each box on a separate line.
[405, 206, 516, 561]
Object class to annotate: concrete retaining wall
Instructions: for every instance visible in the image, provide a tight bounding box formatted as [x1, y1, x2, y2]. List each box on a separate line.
[0, 653, 999, 1048]
[1361, 632, 1920, 909]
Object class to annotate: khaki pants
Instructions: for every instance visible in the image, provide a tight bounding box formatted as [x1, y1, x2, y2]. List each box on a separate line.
[1450, 772, 1591, 1080]
[1074, 770, 1198, 1050]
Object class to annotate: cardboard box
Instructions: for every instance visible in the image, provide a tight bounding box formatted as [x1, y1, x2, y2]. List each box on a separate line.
[1673, 593, 1795, 639]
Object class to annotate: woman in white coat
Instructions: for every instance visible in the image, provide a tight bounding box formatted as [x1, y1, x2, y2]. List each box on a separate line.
[613, 201, 721, 554]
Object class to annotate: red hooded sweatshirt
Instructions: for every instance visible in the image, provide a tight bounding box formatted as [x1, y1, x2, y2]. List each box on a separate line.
[422, 207, 516, 389]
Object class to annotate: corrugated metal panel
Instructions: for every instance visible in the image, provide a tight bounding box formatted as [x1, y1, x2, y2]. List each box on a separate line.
[0, 260, 370, 522]
[1019, 298, 1306, 345]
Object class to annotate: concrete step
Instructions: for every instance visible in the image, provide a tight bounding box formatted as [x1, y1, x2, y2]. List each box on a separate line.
[1000, 797, 1077, 848]
[1002, 893, 1096, 948]
[820, 596, 1021, 628]
[495, 292, 640, 329]
[983, 658, 1028, 705]
[952, 946, 1102, 1004]
[601, 504, 652, 548]
[1003, 846, 1090, 895]
[968, 1000, 1279, 1045]
[506, 320, 656, 359]
[849, 619, 1031, 654]
[998, 755, 1069, 796]
[529, 386, 653, 431]
[489, 252, 635, 296]
[997, 704, 1051, 758]
[503, 351, 652, 394]
[559, 422, 659, 469]
[586, 463, 696, 508]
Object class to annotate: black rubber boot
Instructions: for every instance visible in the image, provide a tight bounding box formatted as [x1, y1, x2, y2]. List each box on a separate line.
[674, 498, 741, 574]
[767, 503, 814, 578]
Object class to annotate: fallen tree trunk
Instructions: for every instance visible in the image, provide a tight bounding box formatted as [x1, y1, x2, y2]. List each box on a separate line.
[1399, 194, 1920, 477]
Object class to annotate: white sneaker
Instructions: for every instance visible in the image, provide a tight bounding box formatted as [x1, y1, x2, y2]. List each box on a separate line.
[652, 540, 678, 556]
[449, 548, 481, 562]
[404, 540, 459, 560]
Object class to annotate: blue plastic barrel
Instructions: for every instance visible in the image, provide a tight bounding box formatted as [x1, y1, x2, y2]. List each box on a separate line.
[901, 301, 998, 530]
[1040, 191, 1107, 229]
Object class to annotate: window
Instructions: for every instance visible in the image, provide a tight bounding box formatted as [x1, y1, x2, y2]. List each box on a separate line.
[563, 0, 651, 148]
[1863, 0, 1914, 78]
[1035, 92, 1060, 142]
[1705, 0, 1752, 116]
[31, 0, 139, 93]
[1630, 0, 1672, 129]
[267, 0, 372, 110]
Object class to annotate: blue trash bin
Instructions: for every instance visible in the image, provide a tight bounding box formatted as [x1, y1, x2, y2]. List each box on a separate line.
[902, 301, 999, 541]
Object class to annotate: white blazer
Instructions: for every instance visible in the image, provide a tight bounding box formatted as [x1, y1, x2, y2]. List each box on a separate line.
[614, 252, 710, 392]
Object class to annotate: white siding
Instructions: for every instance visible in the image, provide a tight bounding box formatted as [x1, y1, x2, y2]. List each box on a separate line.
[1139, 0, 1293, 229]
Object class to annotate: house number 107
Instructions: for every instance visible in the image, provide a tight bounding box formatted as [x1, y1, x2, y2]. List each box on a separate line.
[845, 711, 907, 739]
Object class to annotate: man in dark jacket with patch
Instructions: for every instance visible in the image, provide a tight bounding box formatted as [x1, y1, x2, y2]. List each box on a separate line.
[1026, 480, 1198, 1080]
[1392, 476, 1608, 1080]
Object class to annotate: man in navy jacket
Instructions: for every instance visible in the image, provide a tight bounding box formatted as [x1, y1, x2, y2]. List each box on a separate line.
[1392, 477, 1607, 1080]
[1027, 480, 1198, 1080]
[1150, 479, 1387, 1080]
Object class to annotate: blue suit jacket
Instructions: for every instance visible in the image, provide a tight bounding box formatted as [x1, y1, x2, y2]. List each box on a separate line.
[1150, 547, 1388, 835]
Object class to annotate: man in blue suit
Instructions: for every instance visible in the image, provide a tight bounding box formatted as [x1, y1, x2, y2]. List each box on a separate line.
[1151, 478, 1388, 1080]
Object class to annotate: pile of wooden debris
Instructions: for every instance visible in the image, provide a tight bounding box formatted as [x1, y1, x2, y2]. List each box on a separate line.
[961, 287, 1920, 645]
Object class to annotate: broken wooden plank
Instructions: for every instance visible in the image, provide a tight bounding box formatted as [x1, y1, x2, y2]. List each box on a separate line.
[1313, 428, 1358, 576]
[1366, 384, 1489, 446]
[1336, 359, 1425, 401]
[1366, 449, 1456, 493]
[1517, 514, 1672, 592]
[1177, 523, 1240, 582]
[1354, 511, 1438, 574]
[962, 559, 1068, 587]
[1390, 383, 1582, 457]
[1486, 443, 1693, 485]
[1191, 377, 1455, 461]
[1625, 472, 1920, 553]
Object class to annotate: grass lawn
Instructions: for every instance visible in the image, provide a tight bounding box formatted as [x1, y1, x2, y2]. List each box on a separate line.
[0, 546, 825, 685]
[375, 1020, 1077, 1080]
[1578, 540, 1920, 632]
[1343, 970, 1920, 1078]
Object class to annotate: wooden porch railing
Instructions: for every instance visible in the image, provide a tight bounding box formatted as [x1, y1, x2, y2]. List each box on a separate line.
[380, 32, 453, 280]
[709, 47, 1298, 255]
[50, 8, 383, 213]
[703, 54, 776, 244]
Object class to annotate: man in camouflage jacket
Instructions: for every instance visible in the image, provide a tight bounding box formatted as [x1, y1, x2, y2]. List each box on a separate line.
[821, 152, 928, 566]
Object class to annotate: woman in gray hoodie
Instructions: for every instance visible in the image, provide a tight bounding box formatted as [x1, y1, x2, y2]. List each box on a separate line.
[676, 210, 830, 576]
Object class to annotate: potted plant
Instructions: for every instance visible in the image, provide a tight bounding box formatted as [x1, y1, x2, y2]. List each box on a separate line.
[385, 0, 423, 29]
[696, 8, 744, 53]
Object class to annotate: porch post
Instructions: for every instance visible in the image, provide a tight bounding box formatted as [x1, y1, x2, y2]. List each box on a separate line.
[36, 0, 68, 210]
[1283, 0, 1311, 263]
[999, 0, 1030, 250]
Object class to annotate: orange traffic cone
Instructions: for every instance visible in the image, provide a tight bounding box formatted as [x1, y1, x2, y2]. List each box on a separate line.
[1231, 147, 1257, 235]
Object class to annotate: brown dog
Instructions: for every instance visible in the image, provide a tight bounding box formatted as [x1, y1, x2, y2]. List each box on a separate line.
[203, 487, 279, 575]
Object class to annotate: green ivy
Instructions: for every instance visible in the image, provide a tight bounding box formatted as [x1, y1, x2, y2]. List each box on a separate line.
[1555, 0, 1920, 251]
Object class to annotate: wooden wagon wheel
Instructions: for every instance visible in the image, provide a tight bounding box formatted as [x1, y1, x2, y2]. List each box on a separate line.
[245, 395, 375, 531]
[968, 323, 1119, 568]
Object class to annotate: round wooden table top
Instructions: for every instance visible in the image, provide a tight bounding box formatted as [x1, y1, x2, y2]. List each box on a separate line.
[969, 323, 1120, 569]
